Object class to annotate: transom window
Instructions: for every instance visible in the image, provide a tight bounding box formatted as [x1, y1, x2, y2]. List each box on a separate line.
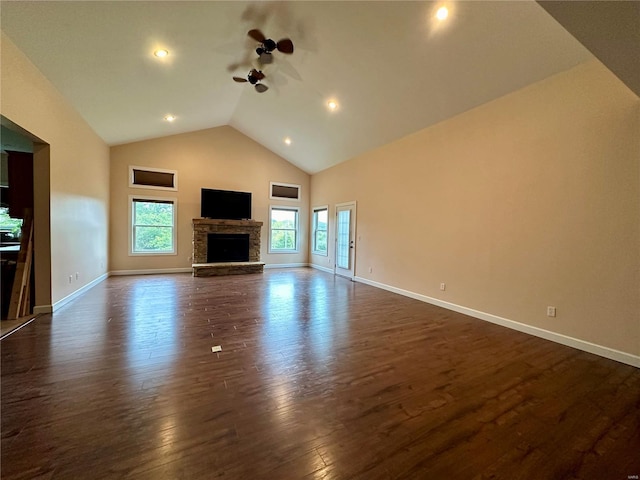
[269, 206, 299, 253]
[312, 206, 328, 255]
[129, 165, 177, 191]
[270, 182, 300, 201]
[130, 196, 177, 255]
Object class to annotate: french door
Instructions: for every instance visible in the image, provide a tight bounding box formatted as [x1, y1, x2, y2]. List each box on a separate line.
[335, 201, 356, 279]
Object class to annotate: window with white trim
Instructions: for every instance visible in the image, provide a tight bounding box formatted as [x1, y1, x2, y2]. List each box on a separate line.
[129, 196, 177, 255]
[312, 206, 328, 255]
[269, 206, 299, 253]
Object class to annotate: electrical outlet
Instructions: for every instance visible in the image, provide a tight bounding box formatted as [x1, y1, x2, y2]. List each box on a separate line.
[75, 272, 79, 280]
[547, 306, 556, 317]
[368, 267, 373, 273]
[68, 275, 73, 284]
[440, 283, 446, 291]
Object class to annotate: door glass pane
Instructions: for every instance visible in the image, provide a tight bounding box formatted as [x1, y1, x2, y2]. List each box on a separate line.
[336, 209, 350, 269]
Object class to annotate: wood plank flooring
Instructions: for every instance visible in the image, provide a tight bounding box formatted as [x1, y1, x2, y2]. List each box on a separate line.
[1, 268, 639, 479]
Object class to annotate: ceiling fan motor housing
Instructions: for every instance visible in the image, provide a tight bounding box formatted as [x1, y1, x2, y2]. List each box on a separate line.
[263, 39, 277, 52]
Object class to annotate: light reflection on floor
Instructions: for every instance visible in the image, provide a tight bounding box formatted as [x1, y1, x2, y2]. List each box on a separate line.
[126, 279, 178, 373]
[49, 289, 110, 366]
[259, 270, 355, 419]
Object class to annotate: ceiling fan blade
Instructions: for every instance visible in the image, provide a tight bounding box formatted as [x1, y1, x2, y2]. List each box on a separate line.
[233, 77, 248, 83]
[255, 83, 269, 93]
[227, 53, 253, 73]
[273, 57, 303, 82]
[276, 38, 294, 54]
[248, 29, 266, 43]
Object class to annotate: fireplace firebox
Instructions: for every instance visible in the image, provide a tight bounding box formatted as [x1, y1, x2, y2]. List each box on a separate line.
[207, 233, 249, 263]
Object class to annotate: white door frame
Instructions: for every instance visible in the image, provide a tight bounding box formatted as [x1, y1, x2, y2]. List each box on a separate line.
[334, 201, 357, 280]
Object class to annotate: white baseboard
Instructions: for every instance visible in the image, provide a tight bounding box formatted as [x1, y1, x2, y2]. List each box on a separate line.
[264, 263, 309, 269]
[354, 276, 640, 368]
[110, 267, 192, 276]
[51, 273, 110, 312]
[310, 264, 334, 274]
[112, 265, 312, 274]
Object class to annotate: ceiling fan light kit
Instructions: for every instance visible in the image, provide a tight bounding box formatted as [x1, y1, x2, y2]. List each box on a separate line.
[232, 29, 294, 93]
[258, 52, 273, 64]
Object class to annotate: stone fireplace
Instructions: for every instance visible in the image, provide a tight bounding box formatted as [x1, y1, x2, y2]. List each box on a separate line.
[192, 218, 264, 276]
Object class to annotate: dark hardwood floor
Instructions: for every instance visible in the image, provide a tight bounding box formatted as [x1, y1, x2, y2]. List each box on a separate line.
[1, 268, 639, 479]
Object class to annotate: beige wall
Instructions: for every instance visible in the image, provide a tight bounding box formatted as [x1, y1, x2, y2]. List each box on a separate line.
[311, 60, 639, 356]
[1, 32, 110, 307]
[3, 29, 637, 358]
[109, 126, 310, 271]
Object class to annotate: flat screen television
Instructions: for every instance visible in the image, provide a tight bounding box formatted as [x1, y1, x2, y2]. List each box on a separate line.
[201, 188, 251, 220]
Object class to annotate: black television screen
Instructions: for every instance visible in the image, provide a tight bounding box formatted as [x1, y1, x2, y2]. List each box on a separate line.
[201, 188, 251, 220]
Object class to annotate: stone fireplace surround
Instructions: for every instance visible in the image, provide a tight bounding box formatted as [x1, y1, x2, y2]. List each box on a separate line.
[192, 218, 264, 276]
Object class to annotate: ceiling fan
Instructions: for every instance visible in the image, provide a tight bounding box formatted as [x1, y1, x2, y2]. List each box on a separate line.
[248, 29, 294, 65]
[233, 69, 269, 93]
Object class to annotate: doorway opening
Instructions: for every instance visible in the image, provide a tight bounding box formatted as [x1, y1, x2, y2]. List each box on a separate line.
[1, 116, 50, 337]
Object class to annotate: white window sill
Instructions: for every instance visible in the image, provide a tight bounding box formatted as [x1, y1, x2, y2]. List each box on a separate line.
[129, 251, 177, 256]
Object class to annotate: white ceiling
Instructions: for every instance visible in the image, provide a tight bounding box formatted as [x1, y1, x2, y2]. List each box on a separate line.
[1, 1, 593, 174]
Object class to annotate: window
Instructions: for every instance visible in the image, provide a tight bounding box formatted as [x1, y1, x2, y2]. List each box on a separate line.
[269, 206, 299, 253]
[270, 182, 300, 201]
[129, 196, 177, 255]
[129, 165, 177, 191]
[312, 206, 328, 255]
[0, 206, 23, 242]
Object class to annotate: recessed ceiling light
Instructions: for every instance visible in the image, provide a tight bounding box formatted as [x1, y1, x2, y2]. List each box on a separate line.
[327, 100, 339, 111]
[436, 6, 448, 21]
[284, 137, 292, 145]
[164, 114, 176, 122]
[154, 49, 169, 58]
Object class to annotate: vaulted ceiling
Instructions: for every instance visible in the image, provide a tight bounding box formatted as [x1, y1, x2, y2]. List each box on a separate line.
[0, 1, 601, 173]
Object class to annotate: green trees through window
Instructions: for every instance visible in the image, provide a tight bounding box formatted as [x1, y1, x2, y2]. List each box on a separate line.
[313, 207, 328, 254]
[270, 207, 298, 252]
[0, 207, 23, 240]
[132, 199, 175, 253]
